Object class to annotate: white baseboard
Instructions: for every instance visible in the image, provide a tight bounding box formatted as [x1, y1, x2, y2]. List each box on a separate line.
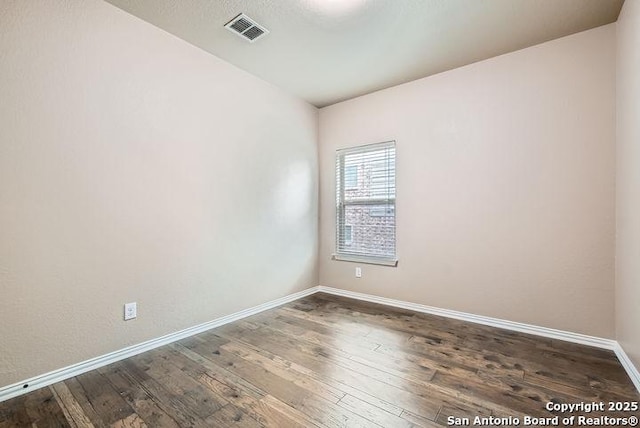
[614, 342, 640, 392]
[317, 286, 617, 349]
[0, 286, 320, 403]
[2, 284, 638, 403]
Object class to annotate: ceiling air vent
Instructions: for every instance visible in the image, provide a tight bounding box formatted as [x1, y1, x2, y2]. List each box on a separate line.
[224, 13, 269, 43]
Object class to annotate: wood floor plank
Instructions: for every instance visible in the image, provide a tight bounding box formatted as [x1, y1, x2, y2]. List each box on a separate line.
[204, 403, 263, 428]
[72, 371, 135, 426]
[223, 329, 422, 395]
[183, 336, 378, 428]
[258, 395, 323, 428]
[2, 294, 638, 428]
[24, 387, 71, 428]
[97, 364, 181, 428]
[174, 347, 312, 428]
[336, 394, 413, 428]
[251, 314, 440, 387]
[110, 413, 147, 428]
[63, 378, 110, 427]
[0, 386, 70, 428]
[171, 344, 267, 401]
[220, 341, 347, 403]
[197, 372, 315, 428]
[50, 382, 95, 428]
[115, 360, 212, 428]
[128, 350, 224, 420]
[400, 409, 442, 428]
[214, 325, 442, 420]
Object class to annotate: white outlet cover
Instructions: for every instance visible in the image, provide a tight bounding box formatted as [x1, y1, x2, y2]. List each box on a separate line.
[124, 302, 137, 320]
[355, 267, 362, 278]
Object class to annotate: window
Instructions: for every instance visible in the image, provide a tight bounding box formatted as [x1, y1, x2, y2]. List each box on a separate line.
[344, 225, 353, 244]
[369, 206, 395, 217]
[344, 165, 358, 189]
[334, 141, 396, 266]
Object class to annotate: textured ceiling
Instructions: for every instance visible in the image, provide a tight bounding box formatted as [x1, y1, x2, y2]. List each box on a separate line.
[104, 0, 624, 107]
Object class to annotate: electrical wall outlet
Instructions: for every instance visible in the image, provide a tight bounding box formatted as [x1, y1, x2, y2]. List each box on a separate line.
[355, 267, 362, 278]
[124, 302, 137, 320]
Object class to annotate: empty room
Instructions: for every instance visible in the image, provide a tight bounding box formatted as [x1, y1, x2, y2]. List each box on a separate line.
[1, 0, 639, 426]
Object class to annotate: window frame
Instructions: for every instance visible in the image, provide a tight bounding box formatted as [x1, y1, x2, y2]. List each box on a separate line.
[333, 140, 397, 267]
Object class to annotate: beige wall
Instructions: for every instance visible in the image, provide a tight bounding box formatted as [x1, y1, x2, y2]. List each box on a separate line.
[616, 0, 640, 369]
[319, 25, 616, 338]
[0, 0, 318, 387]
[0, 0, 627, 391]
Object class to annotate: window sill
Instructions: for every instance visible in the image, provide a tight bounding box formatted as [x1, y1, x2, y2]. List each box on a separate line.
[331, 253, 398, 267]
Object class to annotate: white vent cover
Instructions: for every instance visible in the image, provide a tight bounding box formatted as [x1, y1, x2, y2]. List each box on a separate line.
[224, 13, 269, 43]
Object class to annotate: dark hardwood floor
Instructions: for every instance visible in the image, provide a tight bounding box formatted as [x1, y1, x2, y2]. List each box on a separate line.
[1, 293, 638, 427]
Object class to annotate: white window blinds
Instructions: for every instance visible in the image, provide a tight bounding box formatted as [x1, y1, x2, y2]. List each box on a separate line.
[335, 141, 396, 266]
